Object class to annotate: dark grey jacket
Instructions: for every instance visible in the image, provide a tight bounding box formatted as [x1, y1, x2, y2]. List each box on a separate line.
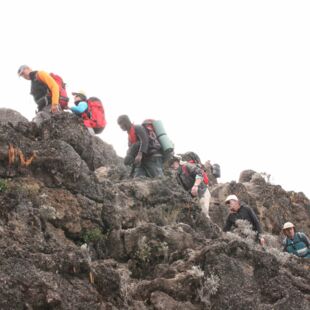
[223, 204, 262, 238]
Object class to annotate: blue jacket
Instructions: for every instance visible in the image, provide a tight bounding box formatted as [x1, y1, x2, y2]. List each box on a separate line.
[283, 232, 310, 258]
[70, 101, 88, 114]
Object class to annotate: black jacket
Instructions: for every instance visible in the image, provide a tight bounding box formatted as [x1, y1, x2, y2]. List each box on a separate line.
[30, 71, 48, 102]
[223, 204, 262, 237]
[129, 125, 149, 154]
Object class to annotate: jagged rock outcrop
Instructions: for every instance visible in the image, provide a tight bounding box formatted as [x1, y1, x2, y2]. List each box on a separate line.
[0, 111, 309, 309]
[0, 108, 28, 126]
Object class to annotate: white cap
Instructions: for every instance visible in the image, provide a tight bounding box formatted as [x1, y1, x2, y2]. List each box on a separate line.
[282, 222, 295, 230]
[225, 194, 239, 204]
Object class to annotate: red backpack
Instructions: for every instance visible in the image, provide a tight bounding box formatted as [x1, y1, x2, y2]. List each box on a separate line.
[84, 97, 106, 133]
[50, 73, 69, 109]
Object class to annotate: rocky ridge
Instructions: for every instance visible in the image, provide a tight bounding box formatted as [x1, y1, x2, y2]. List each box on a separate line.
[0, 108, 309, 309]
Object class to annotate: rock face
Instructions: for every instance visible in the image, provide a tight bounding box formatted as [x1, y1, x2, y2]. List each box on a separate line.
[0, 111, 309, 309]
[0, 108, 28, 126]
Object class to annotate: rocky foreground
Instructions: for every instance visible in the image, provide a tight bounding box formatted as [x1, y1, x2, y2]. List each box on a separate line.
[0, 109, 309, 309]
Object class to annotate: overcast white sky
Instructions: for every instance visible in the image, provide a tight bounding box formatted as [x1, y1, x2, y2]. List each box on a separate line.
[1, 1, 310, 197]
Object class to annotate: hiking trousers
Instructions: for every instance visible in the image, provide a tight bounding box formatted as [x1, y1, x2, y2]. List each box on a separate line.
[32, 104, 60, 126]
[199, 187, 211, 219]
[133, 156, 163, 178]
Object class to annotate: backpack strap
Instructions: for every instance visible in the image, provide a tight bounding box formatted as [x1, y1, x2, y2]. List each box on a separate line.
[283, 237, 289, 252]
[181, 164, 189, 175]
[284, 233, 304, 252]
[296, 232, 308, 246]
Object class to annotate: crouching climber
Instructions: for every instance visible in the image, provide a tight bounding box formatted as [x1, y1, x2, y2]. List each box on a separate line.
[18, 65, 68, 125]
[71, 91, 106, 135]
[169, 155, 211, 219]
[282, 222, 310, 258]
[223, 195, 265, 246]
[117, 115, 164, 178]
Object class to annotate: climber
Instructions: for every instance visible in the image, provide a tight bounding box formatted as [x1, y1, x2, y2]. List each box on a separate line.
[169, 155, 211, 219]
[117, 115, 163, 178]
[282, 222, 310, 258]
[223, 194, 265, 246]
[71, 91, 106, 135]
[17, 65, 68, 125]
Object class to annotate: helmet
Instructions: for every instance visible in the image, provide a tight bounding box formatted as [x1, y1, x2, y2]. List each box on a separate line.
[282, 222, 295, 230]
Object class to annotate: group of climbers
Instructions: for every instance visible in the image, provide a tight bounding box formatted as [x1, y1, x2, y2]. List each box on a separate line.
[116, 115, 214, 219]
[18, 65, 309, 259]
[223, 194, 309, 257]
[117, 115, 164, 178]
[17, 65, 106, 134]
[116, 115, 309, 258]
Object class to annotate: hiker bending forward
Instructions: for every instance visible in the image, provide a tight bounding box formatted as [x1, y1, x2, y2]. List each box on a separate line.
[18, 65, 60, 125]
[170, 155, 211, 219]
[224, 194, 265, 246]
[117, 115, 163, 178]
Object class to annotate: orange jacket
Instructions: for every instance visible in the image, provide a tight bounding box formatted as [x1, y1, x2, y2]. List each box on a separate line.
[37, 71, 59, 107]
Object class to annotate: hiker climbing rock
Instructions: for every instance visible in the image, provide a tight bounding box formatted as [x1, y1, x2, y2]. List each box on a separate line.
[282, 222, 310, 258]
[169, 154, 211, 219]
[117, 115, 164, 178]
[70, 91, 106, 135]
[223, 194, 265, 246]
[18, 65, 69, 125]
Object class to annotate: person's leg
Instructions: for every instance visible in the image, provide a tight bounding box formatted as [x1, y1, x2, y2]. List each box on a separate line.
[32, 101, 61, 126]
[132, 165, 147, 178]
[87, 127, 95, 135]
[199, 188, 211, 219]
[32, 105, 52, 126]
[144, 156, 164, 178]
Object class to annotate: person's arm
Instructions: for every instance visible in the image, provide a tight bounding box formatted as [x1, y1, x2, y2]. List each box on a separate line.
[37, 71, 59, 109]
[248, 207, 262, 234]
[247, 207, 265, 245]
[70, 101, 88, 114]
[124, 142, 140, 166]
[223, 216, 233, 232]
[135, 125, 149, 154]
[299, 233, 310, 247]
[187, 164, 204, 196]
[192, 174, 203, 196]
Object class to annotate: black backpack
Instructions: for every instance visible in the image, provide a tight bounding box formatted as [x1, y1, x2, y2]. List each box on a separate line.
[142, 120, 162, 153]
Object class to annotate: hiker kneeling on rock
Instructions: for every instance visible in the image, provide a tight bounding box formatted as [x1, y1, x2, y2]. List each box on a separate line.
[282, 222, 310, 258]
[117, 115, 163, 178]
[71, 91, 106, 135]
[223, 194, 265, 246]
[169, 155, 211, 219]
